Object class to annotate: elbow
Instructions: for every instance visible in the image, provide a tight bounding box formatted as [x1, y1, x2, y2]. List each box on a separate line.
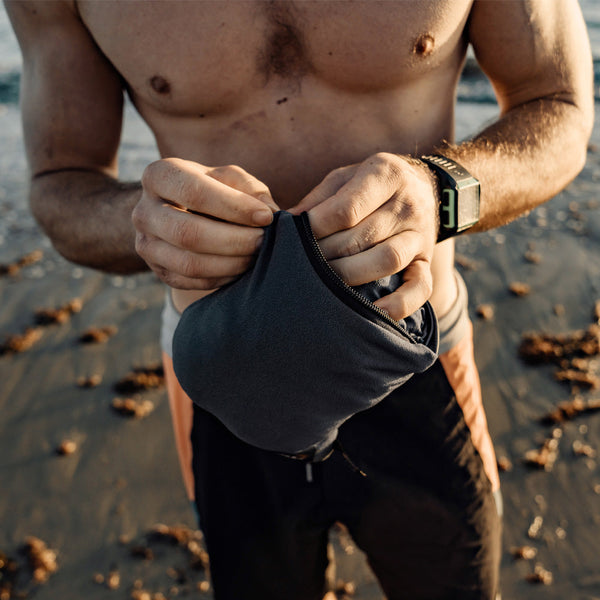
[570, 98, 594, 181]
[29, 192, 81, 265]
[549, 90, 595, 186]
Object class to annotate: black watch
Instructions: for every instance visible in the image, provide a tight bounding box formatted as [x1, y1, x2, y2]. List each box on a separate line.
[420, 154, 480, 241]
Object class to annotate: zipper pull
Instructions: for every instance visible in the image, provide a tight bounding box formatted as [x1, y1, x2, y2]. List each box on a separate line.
[306, 463, 314, 483]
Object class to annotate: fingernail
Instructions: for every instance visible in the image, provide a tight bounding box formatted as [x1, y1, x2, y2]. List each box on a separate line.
[253, 209, 273, 226]
[255, 233, 264, 250]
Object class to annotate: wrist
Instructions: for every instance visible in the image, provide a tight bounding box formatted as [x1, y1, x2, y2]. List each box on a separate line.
[401, 155, 441, 242]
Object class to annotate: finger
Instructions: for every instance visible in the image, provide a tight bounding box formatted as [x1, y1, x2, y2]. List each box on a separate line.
[136, 234, 254, 288]
[317, 208, 397, 260]
[134, 200, 264, 256]
[306, 156, 403, 238]
[142, 158, 273, 227]
[288, 165, 357, 215]
[148, 266, 238, 291]
[207, 165, 280, 212]
[373, 260, 433, 321]
[327, 231, 423, 286]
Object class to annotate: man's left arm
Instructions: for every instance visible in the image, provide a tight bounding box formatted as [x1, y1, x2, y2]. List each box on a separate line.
[292, 0, 593, 320]
[443, 0, 594, 231]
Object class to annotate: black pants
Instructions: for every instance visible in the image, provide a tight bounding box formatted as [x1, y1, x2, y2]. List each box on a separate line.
[191, 361, 501, 600]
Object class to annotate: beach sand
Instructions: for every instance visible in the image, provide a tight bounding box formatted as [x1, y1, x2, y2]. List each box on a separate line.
[1, 100, 599, 599]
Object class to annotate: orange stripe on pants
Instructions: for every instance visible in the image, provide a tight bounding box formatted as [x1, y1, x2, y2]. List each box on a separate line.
[162, 351, 195, 501]
[439, 322, 500, 492]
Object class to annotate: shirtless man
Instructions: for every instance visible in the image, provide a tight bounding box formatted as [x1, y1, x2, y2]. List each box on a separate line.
[6, 1, 593, 598]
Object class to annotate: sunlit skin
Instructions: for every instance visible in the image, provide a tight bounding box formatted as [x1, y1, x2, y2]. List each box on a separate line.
[4, 0, 593, 325]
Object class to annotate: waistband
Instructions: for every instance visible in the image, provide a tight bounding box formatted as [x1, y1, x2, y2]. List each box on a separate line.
[437, 269, 470, 355]
[161, 289, 180, 358]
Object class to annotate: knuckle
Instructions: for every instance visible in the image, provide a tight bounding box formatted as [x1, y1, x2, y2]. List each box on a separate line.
[225, 164, 245, 176]
[421, 275, 433, 300]
[418, 264, 434, 299]
[153, 265, 178, 287]
[371, 152, 405, 184]
[341, 234, 365, 257]
[134, 232, 150, 256]
[381, 243, 405, 273]
[179, 252, 201, 279]
[324, 166, 349, 185]
[334, 201, 362, 229]
[130, 203, 145, 229]
[394, 298, 411, 320]
[142, 158, 179, 187]
[208, 164, 236, 178]
[172, 218, 197, 250]
[370, 151, 394, 170]
[141, 161, 161, 188]
[253, 182, 271, 197]
[152, 264, 211, 291]
[372, 151, 394, 164]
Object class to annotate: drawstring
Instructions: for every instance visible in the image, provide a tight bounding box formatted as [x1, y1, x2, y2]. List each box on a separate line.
[305, 463, 314, 483]
[334, 440, 367, 477]
[303, 441, 367, 482]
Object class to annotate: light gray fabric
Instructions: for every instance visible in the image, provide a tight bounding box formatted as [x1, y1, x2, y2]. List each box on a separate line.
[160, 289, 180, 358]
[172, 211, 439, 460]
[437, 269, 470, 355]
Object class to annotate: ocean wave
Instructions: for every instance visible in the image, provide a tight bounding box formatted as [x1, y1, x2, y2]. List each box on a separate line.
[0, 70, 19, 104]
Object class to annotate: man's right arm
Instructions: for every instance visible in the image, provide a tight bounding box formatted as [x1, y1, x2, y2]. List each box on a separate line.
[5, 0, 275, 283]
[4, 0, 147, 273]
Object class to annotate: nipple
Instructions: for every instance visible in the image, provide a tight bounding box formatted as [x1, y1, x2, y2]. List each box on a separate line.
[413, 33, 435, 57]
[149, 75, 171, 95]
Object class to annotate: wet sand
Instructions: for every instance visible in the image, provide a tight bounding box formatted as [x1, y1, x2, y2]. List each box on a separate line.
[1, 101, 599, 599]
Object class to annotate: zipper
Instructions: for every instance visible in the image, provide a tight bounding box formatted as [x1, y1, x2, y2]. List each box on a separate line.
[293, 212, 426, 340]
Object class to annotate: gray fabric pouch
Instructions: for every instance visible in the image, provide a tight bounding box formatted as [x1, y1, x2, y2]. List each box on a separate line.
[173, 211, 439, 461]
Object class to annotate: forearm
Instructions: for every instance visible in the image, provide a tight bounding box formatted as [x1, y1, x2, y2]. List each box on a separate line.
[30, 168, 148, 274]
[439, 97, 593, 234]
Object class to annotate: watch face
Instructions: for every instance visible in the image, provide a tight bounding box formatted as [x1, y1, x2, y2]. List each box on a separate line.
[421, 155, 480, 239]
[440, 188, 457, 229]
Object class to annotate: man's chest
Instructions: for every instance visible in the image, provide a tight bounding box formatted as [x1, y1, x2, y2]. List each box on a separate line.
[78, 0, 472, 115]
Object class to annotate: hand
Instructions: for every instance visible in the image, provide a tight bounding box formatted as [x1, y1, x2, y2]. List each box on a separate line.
[289, 153, 438, 320]
[132, 158, 278, 289]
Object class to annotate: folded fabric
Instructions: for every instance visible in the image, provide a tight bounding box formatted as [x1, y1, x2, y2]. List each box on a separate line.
[173, 211, 439, 460]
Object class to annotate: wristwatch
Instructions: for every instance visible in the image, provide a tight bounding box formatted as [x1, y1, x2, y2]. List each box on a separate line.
[420, 154, 480, 241]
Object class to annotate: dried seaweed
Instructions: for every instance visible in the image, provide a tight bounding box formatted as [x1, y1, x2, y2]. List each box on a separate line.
[114, 365, 164, 394]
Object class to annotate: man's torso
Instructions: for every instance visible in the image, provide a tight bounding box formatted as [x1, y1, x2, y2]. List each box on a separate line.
[77, 0, 475, 313]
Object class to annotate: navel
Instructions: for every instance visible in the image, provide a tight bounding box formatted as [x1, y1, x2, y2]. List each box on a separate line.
[413, 33, 435, 57]
[149, 75, 171, 95]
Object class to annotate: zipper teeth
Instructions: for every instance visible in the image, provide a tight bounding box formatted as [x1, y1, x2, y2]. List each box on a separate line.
[298, 213, 408, 331]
